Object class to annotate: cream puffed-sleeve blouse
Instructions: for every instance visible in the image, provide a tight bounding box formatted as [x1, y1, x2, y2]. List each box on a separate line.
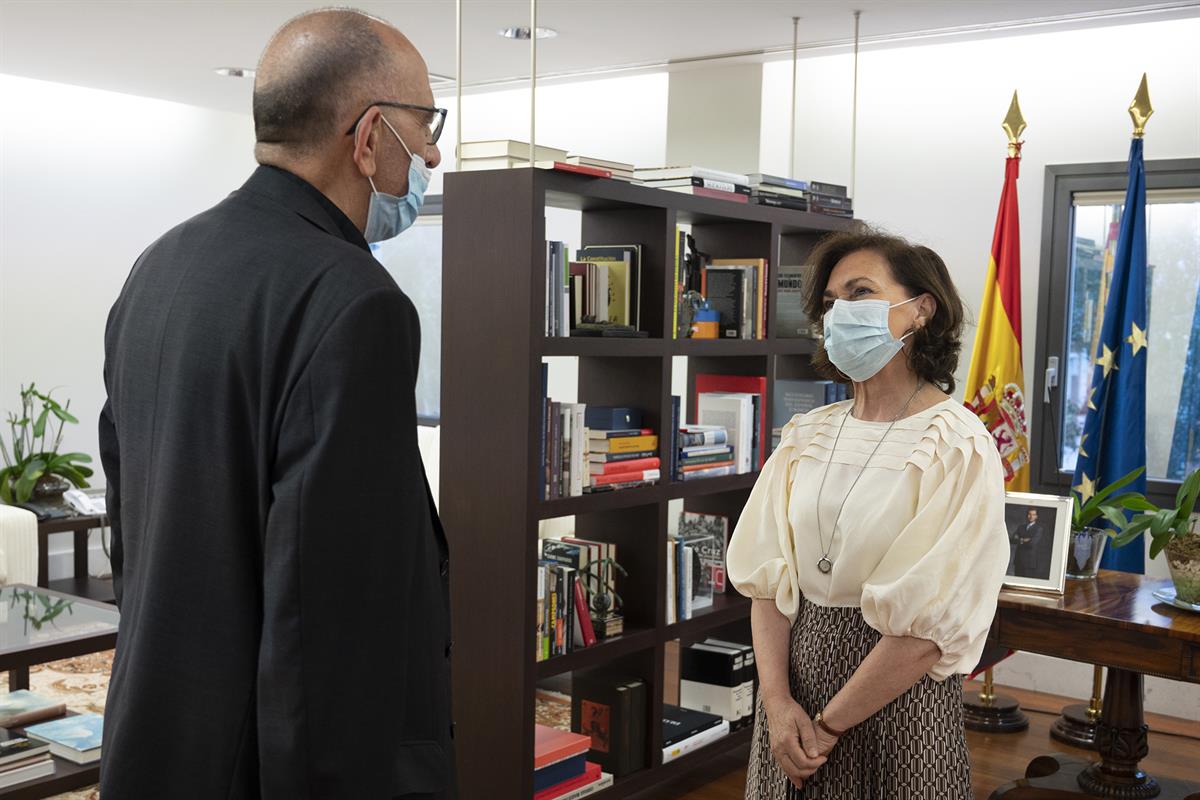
[726, 398, 1009, 681]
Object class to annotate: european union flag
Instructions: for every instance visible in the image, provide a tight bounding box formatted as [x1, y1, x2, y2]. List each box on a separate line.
[1071, 138, 1149, 573]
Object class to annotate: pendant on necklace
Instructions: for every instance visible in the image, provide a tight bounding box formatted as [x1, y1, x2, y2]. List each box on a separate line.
[817, 557, 833, 574]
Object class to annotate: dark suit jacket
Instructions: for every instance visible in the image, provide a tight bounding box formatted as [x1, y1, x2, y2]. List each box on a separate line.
[1012, 520, 1047, 578]
[98, 166, 455, 798]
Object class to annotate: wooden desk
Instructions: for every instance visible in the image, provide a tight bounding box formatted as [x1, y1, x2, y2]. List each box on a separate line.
[36, 513, 114, 604]
[989, 571, 1200, 799]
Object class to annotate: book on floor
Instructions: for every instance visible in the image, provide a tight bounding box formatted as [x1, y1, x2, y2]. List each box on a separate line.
[25, 712, 103, 765]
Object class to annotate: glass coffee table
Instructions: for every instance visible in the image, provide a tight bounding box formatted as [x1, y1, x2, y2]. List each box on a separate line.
[0, 585, 118, 798]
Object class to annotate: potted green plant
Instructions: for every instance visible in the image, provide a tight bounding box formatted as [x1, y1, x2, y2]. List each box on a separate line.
[1067, 466, 1155, 580]
[1113, 466, 1200, 606]
[0, 384, 94, 505]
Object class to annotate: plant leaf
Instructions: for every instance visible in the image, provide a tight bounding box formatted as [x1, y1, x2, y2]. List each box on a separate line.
[1115, 495, 1157, 512]
[1099, 506, 1130, 531]
[50, 406, 79, 424]
[1090, 466, 1146, 508]
[1149, 535, 1169, 561]
[14, 458, 46, 503]
[51, 465, 90, 489]
[32, 408, 49, 439]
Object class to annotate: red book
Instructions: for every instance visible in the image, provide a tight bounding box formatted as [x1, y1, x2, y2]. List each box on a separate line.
[573, 577, 597, 647]
[544, 161, 612, 179]
[534, 761, 602, 800]
[534, 725, 592, 770]
[589, 456, 661, 476]
[693, 373, 768, 469]
[681, 459, 734, 472]
[591, 469, 660, 487]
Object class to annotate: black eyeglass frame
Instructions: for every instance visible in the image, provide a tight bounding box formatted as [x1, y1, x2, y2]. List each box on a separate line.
[345, 101, 447, 144]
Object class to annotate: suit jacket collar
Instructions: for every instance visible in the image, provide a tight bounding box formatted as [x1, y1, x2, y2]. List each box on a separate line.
[240, 165, 370, 253]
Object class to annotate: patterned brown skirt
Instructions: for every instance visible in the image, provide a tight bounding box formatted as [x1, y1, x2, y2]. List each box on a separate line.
[745, 598, 971, 799]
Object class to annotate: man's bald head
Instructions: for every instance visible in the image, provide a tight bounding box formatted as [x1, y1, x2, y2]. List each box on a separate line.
[253, 8, 422, 161]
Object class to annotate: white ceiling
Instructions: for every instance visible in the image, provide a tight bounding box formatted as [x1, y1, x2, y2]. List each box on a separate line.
[2, 0, 1197, 115]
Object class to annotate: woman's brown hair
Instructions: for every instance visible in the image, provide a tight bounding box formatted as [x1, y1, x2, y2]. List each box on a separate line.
[803, 226, 965, 394]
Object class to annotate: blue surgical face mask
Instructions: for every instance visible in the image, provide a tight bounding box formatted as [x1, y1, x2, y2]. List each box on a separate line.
[364, 115, 432, 243]
[822, 295, 921, 382]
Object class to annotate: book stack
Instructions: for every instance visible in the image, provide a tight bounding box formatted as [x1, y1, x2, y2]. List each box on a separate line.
[661, 705, 729, 764]
[745, 173, 811, 211]
[806, 181, 854, 218]
[570, 672, 647, 778]
[772, 379, 847, 448]
[24, 712, 103, 766]
[702, 258, 769, 339]
[458, 140, 569, 171]
[0, 729, 53, 790]
[635, 167, 751, 203]
[585, 406, 659, 493]
[534, 724, 613, 800]
[537, 535, 624, 662]
[694, 373, 767, 473]
[679, 642, 753, 731]
[676, 425, 735, 481]
[566, 155, 635, 182]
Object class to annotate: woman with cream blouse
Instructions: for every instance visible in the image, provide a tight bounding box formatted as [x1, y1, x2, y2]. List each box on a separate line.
[728, 229, 1009, 799]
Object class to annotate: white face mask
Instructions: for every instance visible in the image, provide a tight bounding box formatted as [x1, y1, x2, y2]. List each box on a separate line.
[822, 295, 921, 381]
[364, 115, 432, 243]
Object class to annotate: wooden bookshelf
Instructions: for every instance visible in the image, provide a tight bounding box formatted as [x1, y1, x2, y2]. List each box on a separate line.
[440, 168, 853, 799]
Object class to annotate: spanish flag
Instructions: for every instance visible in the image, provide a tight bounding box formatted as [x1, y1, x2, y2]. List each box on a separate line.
[964, 92, 1031, 492]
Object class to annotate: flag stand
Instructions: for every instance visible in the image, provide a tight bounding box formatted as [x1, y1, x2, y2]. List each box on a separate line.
[1051, 665, 1104, 749]
[964, 667, 1029, 733]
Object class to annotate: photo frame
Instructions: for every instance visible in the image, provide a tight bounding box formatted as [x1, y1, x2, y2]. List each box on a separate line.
[1002, 492, 1074, 594]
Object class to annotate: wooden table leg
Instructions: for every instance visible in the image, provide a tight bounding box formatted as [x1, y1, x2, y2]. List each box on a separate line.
[989, 667, 1200, 799]
[37, 530, 49, 588]
[8, 666, 29, 691]
[74, 529, 89, 581]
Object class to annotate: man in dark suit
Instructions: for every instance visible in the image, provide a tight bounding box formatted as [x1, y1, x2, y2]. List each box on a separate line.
[98, 9, 455, 798]
[1011, 508, 1047, 579]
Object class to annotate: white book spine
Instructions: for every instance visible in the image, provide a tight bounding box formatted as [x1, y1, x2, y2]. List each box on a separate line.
[662, 720, 730, 763]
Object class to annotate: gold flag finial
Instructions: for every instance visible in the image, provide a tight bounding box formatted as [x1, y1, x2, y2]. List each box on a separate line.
[1002, 90, 1026, 158]
[1129, 73, 1153, 138]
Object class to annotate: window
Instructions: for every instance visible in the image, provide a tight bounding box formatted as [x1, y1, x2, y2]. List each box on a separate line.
[1033, 159, 1200, 505]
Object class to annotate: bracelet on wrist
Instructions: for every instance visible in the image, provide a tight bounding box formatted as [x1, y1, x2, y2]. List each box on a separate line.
[814, 710, 846, 738]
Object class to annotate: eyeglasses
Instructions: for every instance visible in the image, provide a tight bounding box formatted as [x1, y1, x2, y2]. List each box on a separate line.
[345, 102, 447, 145]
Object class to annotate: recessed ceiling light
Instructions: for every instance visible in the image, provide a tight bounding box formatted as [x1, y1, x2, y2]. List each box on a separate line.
[214, 67, 255, 78]
[498, 26, 557, 40]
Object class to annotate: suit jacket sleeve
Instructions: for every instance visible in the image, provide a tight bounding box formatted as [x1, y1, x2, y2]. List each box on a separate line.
[257, 286, 450, 796]
[99, 383, 123, 607]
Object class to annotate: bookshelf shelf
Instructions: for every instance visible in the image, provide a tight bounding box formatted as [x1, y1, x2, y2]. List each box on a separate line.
[441, 167, 853, 800]
[535, 628, 658, 679]
[664, 592, 753, 642]
[538, 484, 665, 519]
[667, 472, 760, 500]
[541, 337, 665, 357]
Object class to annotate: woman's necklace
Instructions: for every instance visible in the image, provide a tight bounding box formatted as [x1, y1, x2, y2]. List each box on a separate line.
[812, 381, 925, 574]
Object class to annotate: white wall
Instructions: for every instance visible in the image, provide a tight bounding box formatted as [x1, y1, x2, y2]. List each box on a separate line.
[0, 74, 258, 577]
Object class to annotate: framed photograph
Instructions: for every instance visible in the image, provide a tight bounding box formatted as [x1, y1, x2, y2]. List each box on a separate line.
[1002, 492, 1073, 594]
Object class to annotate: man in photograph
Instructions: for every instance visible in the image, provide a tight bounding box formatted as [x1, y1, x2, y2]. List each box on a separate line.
[1011, 507, 1048, 579]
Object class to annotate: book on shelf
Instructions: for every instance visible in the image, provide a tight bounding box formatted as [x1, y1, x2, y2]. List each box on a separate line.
[669, 395, 681, 480]
[534, 723, 593, 794]
[586, 434, 658, 455]
[678, 511, 729, 592]
[745, 173, 809, 192]
[772, 379, 841, 447]
[775, 265, 819, 339]
[678, 426, 728, 448]
[751, 191, 809, 211]
[584, 406, 641, 431]
[545, 240, 569, 337]
[570, 672, 647, 778]
[680, 643, 745, 730]
[807, 192, 853, 210]
[0, 728, 50, 767]
[661, 705, 728, 763]
[672, 229, 711, 339]
[694, 373, 767, 470]
[634, 166, 749, 185]
[809, 180, 848, 197]
[704, 637, 757, 729]
[0, 754, 54, 790]
[681, 464, 736, 481]
[591, 468, 660, 487]
[531, 161, 612, 178]
[666, 538, 676, 624]
[0, 691, 65, 729]
[588, 456, 660, 476]
[458, 139, 569, 162]
[535, 765, 613, 800]
[578, 245, 642, 330]
[565, 155, 635, 181]
[587, 449, 657, 464]
[711, 258, 768, 340]
[25, 712, 103, 765]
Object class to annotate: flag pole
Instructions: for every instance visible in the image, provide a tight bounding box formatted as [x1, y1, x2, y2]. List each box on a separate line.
[963, 91, 1030, 735]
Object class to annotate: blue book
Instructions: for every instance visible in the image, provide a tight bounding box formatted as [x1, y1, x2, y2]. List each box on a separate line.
[533, 752, 587, 792]
[746, 173, 809, 191]
[25, 713, 103, 764]
[584, 406, 642, 431]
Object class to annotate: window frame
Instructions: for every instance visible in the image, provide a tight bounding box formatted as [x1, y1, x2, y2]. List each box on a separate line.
[1032, 157, 1200, 508]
